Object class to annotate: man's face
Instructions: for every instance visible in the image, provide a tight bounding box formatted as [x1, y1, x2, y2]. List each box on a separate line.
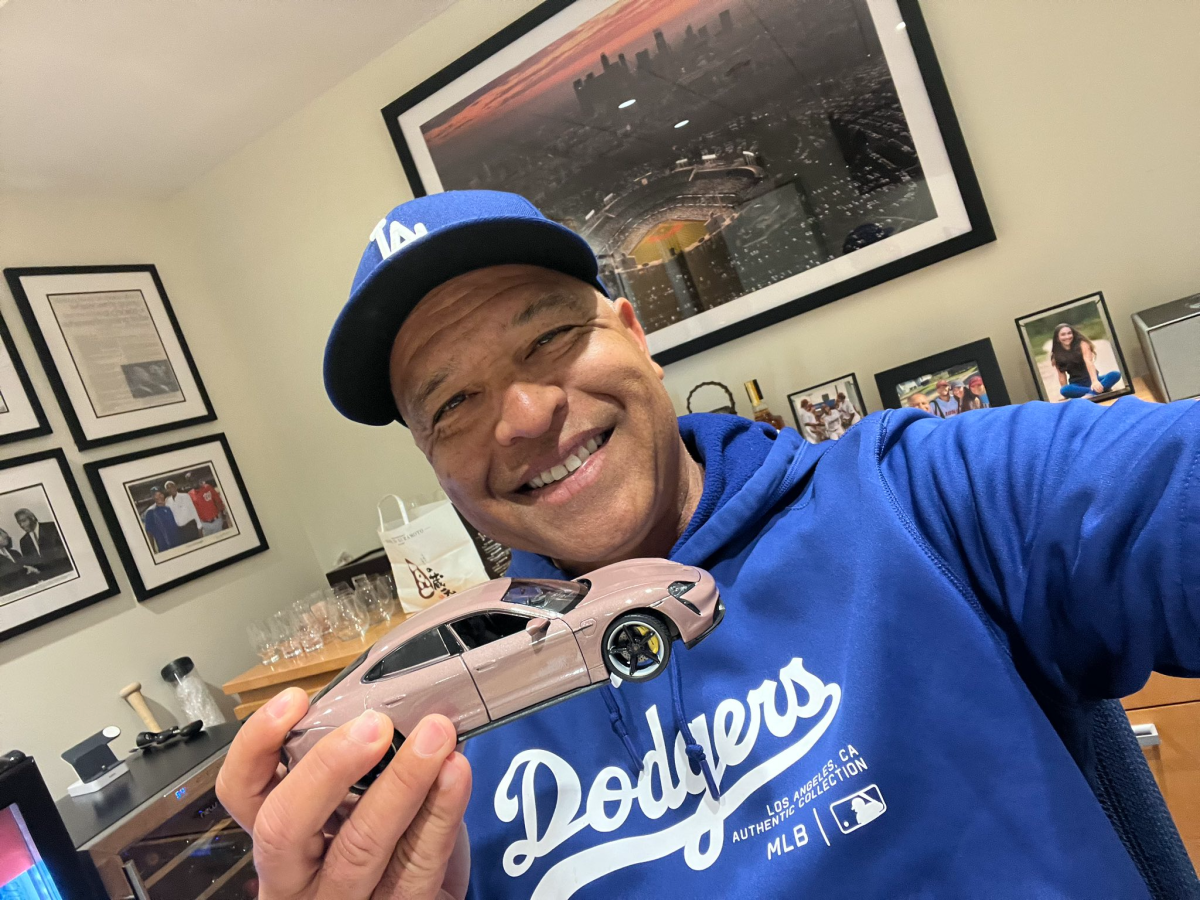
[153, 491, 167, 506]
[936, 383, 949, 399]
[15, 514, 34, 533]
[390, 265, 682, 564]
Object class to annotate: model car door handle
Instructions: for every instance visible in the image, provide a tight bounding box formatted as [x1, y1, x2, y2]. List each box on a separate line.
[474, 661, 495, 672]
[382, 694, 408, 707]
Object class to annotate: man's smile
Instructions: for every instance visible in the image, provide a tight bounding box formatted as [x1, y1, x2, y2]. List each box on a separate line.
[515, 428, 613, 502]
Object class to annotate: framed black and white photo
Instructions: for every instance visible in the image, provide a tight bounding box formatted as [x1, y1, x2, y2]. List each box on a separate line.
[0, 311, 52, 446]
[1016, 291, 1132, 404]
[0, 449, 119, 640]
[787, 373, 866, 444]
[383, 0, 992, 363]
[84, 433, 266, 601]
[874, 337, 1010, 415]
[3, 265, 215, 450]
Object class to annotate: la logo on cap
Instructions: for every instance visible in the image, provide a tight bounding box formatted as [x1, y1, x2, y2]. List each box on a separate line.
[370, 217, 428, 260]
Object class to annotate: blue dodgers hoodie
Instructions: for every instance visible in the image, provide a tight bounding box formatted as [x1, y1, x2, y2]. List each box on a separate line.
[462, 398, 1200, 899]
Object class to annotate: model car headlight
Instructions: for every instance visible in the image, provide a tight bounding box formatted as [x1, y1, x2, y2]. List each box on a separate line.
[668, 580, 701, 614]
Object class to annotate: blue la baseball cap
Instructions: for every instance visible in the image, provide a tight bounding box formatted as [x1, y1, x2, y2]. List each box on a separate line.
[324, 190, 607, 427]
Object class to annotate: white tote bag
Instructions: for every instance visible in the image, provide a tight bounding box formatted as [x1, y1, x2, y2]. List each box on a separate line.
[377, 496, 491, 614]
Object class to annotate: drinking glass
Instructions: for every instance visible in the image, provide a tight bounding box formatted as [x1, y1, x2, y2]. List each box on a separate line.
[308, 590, 334, 637]
[247, 620, 279, 665]
[271, 611, 303, 659]
[332, 589, 368, 641]
[353, 575, 389, 626]
[371, 574, 399, 619]
[289, 600, 322, 654]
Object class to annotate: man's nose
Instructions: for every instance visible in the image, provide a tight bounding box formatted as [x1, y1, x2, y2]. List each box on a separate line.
[494, 382, 567, 445]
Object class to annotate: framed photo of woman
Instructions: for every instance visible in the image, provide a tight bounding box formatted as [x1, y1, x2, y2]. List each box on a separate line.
[3, 265, 216, 450]
[84, 433, 266, 601]
[0, 449, 119, 640]
[1015, 292, 1132, 403]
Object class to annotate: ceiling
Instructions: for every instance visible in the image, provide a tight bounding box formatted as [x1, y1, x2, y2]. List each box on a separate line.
[0, 0, 456, 196]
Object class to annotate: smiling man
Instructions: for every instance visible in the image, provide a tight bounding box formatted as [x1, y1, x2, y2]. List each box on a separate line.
[218, 191, 1200, 900]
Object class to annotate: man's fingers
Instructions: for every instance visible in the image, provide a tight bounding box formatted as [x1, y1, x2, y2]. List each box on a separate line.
[216, 687, 308, 832]
[252, 710, 394, 897]
[374, 751, 473, 900]
[323, 715, 457, 891]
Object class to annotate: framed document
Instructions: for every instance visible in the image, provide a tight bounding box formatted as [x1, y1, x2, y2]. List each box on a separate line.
[0, 311, 52, 446]
[85, 433, 267, 601]
[3, 265, 216, 450]
[0, 448, 119, 641]
[382, 0, 993, 363]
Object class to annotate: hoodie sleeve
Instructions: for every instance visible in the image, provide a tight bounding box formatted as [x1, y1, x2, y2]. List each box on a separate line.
[877, 397, 1200, 700]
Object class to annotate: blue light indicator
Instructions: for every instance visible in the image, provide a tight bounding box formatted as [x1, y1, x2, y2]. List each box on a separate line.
[175, 786, 187, 800]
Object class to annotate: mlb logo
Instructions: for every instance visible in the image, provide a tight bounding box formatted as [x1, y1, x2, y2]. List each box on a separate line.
[829, 784, 887, 835]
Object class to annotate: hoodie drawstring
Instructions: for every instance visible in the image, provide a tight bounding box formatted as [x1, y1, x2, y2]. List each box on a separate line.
[669, 651, 721, 800]
[601, 684, 643, 776]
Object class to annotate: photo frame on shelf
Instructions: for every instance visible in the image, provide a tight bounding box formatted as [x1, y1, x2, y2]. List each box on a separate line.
[0, 311, 52, 446]
[0, 448, 119, 641]
[3, 265, 216, 450]
[787, 373, 867, 444]
[874, 337, 1010, 415]
[84, 433, 267, 601]
[1015, 291, 1132, 404]
[382, 0, 993, 364]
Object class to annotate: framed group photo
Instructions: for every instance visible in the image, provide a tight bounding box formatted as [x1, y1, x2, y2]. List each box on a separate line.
[85, 433, 266, 601]
[787, 373, 866, 444]
[875, 337, 1009, 416]
[0, 449, 119, 640]
[3, 265, 216, 450]
[383, 0, 993, 363]
[1015, 291, 1132, 404]
[0, 312, 52, 446]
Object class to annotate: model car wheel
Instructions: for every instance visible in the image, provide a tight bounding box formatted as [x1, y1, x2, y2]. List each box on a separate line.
[350, 730, 404, 795]
[603, 612, 672, 683]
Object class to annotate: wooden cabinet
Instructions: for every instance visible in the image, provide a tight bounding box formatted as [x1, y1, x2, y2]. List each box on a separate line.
[1124, 673, 1200, 867]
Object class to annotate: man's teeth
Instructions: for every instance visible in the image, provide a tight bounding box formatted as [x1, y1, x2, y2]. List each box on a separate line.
[528, 435, 605, 490]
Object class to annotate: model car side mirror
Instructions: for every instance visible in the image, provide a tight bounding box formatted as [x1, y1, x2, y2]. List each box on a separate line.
[525, 617, 550, 638]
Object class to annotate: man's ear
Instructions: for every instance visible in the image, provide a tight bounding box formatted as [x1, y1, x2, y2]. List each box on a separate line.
[613, 297, 664, 379]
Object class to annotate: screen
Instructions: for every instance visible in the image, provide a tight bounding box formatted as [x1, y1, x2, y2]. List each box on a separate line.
[0, 803, 64, 900]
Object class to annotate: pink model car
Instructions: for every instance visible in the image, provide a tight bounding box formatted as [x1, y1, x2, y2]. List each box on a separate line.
[283, 558, 722, 791]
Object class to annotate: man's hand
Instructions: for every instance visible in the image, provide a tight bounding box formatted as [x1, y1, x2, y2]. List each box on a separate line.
[217, 687, 472, 899]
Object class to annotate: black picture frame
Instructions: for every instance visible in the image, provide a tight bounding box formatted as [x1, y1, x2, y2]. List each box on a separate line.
[0, 310, 52, 446]
[3, 264, 216, 450]
[787, 372, 867, 444]
[1015, 290, 1133, 404]
[0, 448, 120, 641]
[874, 337, 1010, 411]
[84, 433, 267, 601]
[381, 0, 994, 365]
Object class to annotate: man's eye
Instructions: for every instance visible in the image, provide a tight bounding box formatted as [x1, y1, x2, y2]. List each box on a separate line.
[532, 325, 573, 352]
[433, 393, 468, 425]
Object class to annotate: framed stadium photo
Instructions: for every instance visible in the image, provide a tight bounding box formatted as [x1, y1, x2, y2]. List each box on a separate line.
[84, 433, 267, 601]
[0, 310, 52, 446]
[874, 337, 1010, 416]
[3, 265, 216, 450]
[383, 0, 993, 363]
[0, 448, 119, 641]
[1015, 291, 1132, 404]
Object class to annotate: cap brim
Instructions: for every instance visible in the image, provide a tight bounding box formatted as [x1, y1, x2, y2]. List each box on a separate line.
[324, 216, 604, 427]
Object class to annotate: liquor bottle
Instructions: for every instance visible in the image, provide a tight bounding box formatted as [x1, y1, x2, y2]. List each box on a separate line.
[744, 379, 785, 430]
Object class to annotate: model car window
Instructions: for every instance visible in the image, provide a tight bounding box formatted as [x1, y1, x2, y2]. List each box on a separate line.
[363, 627, 454, 682]
[451, 612, 531, 650]
[313, 649, 370, 701]
[501, 578, 590, 613]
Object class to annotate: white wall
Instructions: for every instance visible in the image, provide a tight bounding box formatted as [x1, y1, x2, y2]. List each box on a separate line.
[0, 193, 325, 794]
[4, 0, 1199, 794]
[176, 0, 1200, 566]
